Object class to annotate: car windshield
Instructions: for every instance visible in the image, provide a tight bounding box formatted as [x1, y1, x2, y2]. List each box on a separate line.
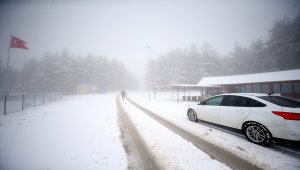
[259, 96, 300, 108]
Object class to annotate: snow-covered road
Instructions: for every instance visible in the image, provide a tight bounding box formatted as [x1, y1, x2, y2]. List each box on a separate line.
[125, 97, 261, 170]
[1, 93, 299, 170]
[119, 97, 231, 170]
[117, 98, 160, 169]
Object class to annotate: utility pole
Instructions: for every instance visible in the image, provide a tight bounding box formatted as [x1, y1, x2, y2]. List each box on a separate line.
[0, 59, 3, 115]
[0, 60, 3, 93]
[147, 46, 151, 100]
[147, 46, 151, 59]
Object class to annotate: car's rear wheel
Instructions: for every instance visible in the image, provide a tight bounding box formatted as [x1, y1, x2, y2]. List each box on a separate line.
[244, 122, 272, 146]
[187, 109, 198, 122]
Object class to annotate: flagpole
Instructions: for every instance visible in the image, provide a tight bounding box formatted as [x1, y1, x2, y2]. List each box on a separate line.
[4, 34, 11, 115]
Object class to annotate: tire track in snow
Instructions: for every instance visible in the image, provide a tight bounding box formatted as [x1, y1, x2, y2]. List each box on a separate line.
[116, 97, 160, 170]
[126, 97, 264, 170]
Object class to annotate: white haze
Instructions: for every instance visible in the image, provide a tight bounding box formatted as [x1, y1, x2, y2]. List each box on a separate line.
[0, 0, 299, 88]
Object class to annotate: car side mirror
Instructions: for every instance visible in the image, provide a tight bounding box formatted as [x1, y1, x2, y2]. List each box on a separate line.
[198, 101, 205, 105]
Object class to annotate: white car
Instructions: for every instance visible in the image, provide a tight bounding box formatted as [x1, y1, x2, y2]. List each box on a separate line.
[187, 93, 300, 146]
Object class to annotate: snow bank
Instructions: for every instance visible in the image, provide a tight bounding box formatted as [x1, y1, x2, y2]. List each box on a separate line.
[0, 94, 127, 170]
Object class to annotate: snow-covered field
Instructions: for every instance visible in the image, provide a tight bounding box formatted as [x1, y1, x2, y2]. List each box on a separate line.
[0, 94, 127, 170]
[128, 91, 300, 170]
[1, 92, 299, 170]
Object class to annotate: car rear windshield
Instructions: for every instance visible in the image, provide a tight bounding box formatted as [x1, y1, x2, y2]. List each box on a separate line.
[259, 96, 300, 108]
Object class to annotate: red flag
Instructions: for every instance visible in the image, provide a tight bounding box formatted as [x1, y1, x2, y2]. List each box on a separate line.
[10, 36, 29, 49]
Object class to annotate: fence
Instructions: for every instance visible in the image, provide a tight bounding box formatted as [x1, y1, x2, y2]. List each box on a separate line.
[0, 92, 63, 115]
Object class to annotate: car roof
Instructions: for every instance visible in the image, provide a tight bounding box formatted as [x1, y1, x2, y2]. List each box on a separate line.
[217, 93, 269, 97]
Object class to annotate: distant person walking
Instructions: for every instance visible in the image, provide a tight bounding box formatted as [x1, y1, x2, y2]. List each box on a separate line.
[121, 89, 126, 100]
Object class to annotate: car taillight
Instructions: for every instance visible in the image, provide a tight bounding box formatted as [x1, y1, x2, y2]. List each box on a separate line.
[272, 111, 300, 120]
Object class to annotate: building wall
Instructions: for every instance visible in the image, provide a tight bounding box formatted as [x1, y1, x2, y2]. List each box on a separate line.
[223, 81, 300, 99]
[76, 85, 90, 94]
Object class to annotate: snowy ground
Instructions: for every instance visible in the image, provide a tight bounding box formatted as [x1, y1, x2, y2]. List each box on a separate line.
[1, 92, 299, 170]
[0, 94, 127, 170]
[128, 91, 300, 170]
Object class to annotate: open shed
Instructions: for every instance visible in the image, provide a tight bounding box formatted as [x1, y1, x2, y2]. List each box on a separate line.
[150, 84, 221, 102]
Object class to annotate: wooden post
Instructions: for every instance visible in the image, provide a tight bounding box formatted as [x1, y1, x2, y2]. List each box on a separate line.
[199, 87, 202, 101]
[291, 82, 295, 99]
[177, 87, 179, 102]
[172, 88, 174, 101]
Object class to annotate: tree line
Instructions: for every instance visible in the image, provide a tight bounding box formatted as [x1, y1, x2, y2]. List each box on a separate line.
[1, 50, 137, 94]
[145, 15, 300, 89]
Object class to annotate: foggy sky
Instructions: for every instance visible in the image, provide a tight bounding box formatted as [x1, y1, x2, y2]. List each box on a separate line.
[0, 0, 299, 86]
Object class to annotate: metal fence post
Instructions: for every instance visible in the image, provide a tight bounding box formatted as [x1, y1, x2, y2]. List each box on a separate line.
[2, 92, 63, 115]
[22, 94, 24, 110]
[4, 94, 7, 115]
[33, 94, 36, 107]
